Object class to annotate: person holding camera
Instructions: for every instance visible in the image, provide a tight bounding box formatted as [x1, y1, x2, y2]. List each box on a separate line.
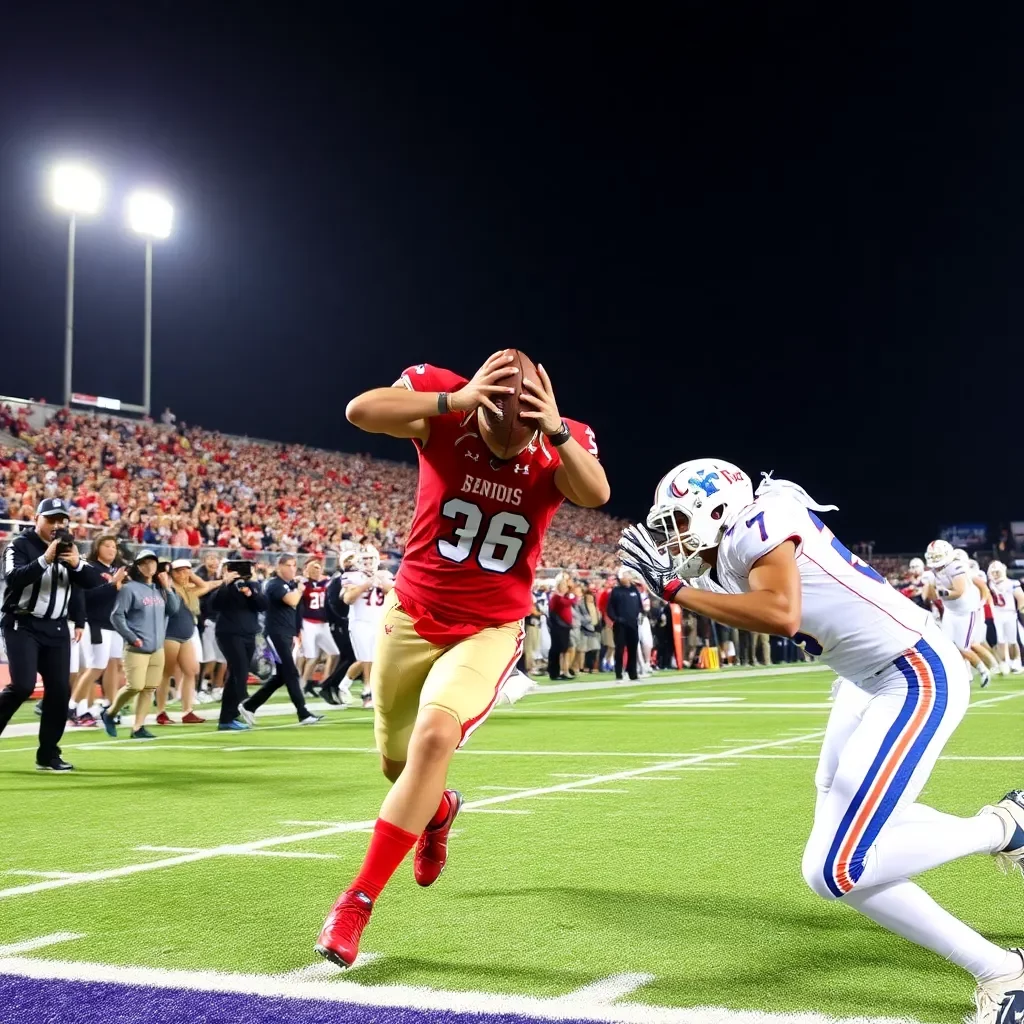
[212, 561, 268, 731]
[102, 550, 182, 739]
[0, 498, 102, 770]
[238, 554, 323, 726]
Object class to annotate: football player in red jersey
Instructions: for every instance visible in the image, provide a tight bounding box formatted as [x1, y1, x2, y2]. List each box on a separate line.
[315, 350, 609, 967]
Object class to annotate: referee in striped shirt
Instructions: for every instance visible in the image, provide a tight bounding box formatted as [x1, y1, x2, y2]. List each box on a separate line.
[0, 498, 101, 771]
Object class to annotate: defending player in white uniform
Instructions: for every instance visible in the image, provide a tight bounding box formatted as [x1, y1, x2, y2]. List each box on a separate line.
[987, 561, 1024, 674]
[619, 459, 1024, 1022]
[922, 541, 992, 687]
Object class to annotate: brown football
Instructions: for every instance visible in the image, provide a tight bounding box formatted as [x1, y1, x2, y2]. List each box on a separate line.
[489, 348, 539, 459]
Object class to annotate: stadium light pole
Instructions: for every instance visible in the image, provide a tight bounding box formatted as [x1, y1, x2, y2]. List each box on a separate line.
[126, 191, 173, 418]
[50, 164, 103, 408]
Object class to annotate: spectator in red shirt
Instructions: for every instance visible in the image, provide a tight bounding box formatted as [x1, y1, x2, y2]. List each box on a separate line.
[547, 575, 576, 681]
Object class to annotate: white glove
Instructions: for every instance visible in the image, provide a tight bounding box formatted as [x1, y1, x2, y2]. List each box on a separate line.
[617, 524, 685, 601]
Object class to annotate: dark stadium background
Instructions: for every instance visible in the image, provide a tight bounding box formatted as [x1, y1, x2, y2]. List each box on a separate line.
[1, 3, 1022, 550]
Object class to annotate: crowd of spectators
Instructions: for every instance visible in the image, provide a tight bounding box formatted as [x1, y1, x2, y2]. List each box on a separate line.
[0, 403, 626, 570]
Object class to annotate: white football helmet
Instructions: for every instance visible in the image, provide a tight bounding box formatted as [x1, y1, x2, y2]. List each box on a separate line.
[646, 459, 754, 579]
[908, 557, 924, 577]
[953, 548, 970, 566]
[925, 539, 954, 569]
[967, 558, 980, 574]
[360, 546, 380, 573]
[988, 560, 1007, 583]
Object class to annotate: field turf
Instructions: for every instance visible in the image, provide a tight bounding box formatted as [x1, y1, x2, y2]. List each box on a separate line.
[1, 665, 1022, 1024]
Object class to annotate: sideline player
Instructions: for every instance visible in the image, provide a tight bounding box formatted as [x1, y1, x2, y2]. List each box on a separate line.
[297, 559, 338, 694]
[922, 541, 991, 687]
[618, 460, 1024, 1021]
[315, 350, 609, 966]
[987, 561, 1024, 674]
[340, 546, 392, 707]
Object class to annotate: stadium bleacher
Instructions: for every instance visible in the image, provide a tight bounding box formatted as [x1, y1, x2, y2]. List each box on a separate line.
[0, 399, 627, 570]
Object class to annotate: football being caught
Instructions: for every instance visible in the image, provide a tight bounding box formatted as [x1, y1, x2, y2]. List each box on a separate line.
[488, 349, 538, 460]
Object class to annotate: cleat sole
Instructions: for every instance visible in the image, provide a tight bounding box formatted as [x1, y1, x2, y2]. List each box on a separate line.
[314, 943, 354, 969]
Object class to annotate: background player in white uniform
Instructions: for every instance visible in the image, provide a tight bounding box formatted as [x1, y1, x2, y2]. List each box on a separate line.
[619, 459, 1024, 1022]
[987, 561, 1024, 674]
[636, 581, 654, 676]
[966, 556, 1003, 675]
[922, 540, 991, 687]
[341, 546, 393, 707]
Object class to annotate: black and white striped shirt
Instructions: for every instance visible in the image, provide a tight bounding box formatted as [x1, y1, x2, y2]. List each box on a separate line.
[1, 531, 91, 623]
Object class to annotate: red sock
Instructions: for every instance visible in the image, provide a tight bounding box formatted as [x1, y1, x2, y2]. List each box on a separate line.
[427, 791, 451, 830]
[349, 819, 418, 901]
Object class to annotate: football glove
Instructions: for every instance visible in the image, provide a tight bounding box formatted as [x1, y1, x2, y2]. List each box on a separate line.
[617, 523, 685, 602]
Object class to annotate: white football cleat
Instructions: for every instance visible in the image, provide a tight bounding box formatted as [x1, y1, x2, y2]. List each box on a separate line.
[497, 670, 537, 706]
[968, 950, 1024, 1022]
[237, 705, 257, 727]
[981, 791, 1024, 876]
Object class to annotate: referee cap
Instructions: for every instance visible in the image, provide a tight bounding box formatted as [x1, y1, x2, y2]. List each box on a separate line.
[37, 497, 70, 518]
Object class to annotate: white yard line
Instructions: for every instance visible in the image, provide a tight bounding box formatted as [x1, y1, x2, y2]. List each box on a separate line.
[0, 703, 373, 742]
[133, 845, 341, 860]
[0, 954, 923, 1024]
[0, 933, 84, 956]
[530, 664, 822, 696]
[462, 808, 531, 815]
[968, 691, 1024, 709]
[0, 730, 824, 901]
[553, 972, 655, 1005]
[4, 870, 81, 879]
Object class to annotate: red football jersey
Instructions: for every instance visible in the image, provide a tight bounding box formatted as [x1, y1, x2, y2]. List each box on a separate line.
[393, 363, 599, 643]
[300, 577, 330, 621]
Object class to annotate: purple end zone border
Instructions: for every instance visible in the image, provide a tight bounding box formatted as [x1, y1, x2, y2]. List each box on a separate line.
[2, 977, 608, 1024]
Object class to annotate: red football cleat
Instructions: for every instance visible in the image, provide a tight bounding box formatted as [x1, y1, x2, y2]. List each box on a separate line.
[414, 789, 463, 887]
[314, 890, 374, 968]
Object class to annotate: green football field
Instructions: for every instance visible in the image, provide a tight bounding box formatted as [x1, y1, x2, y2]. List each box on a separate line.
[1, 665, 1022, 1024]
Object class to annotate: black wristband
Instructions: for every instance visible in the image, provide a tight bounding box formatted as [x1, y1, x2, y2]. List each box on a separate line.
[437, 392, 449, 415]
[549, 420, 572, 447]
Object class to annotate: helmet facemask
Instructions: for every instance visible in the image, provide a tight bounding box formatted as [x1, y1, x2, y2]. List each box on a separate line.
[645, 503, 727, 579]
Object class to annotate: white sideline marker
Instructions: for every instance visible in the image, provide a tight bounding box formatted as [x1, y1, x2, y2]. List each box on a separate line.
[0, 730, 825, 901]
[0, 953, 926, 1024]
[0, 933, 84, 956]
[283, 952, 382, 978]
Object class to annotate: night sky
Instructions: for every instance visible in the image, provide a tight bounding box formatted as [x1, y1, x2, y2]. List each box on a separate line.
[1, 4, 1022, 551]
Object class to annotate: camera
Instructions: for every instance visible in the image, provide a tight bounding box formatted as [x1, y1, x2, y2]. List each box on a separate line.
[225, 560, 253, 581]
[54, 529, 75, 555]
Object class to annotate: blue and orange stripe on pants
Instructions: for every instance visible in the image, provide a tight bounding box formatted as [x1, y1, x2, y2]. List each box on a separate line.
[822, 639, 949, 898]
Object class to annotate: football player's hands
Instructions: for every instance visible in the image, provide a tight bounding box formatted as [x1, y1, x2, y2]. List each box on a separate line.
[519, 363, 562, 435]
[449, 350, 518, 417]
[617, 524, 685, 602]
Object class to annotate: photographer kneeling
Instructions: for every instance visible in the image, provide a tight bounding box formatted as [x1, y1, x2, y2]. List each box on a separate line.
[212, 561, 267, 732]
[102, 549, 181, 740]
